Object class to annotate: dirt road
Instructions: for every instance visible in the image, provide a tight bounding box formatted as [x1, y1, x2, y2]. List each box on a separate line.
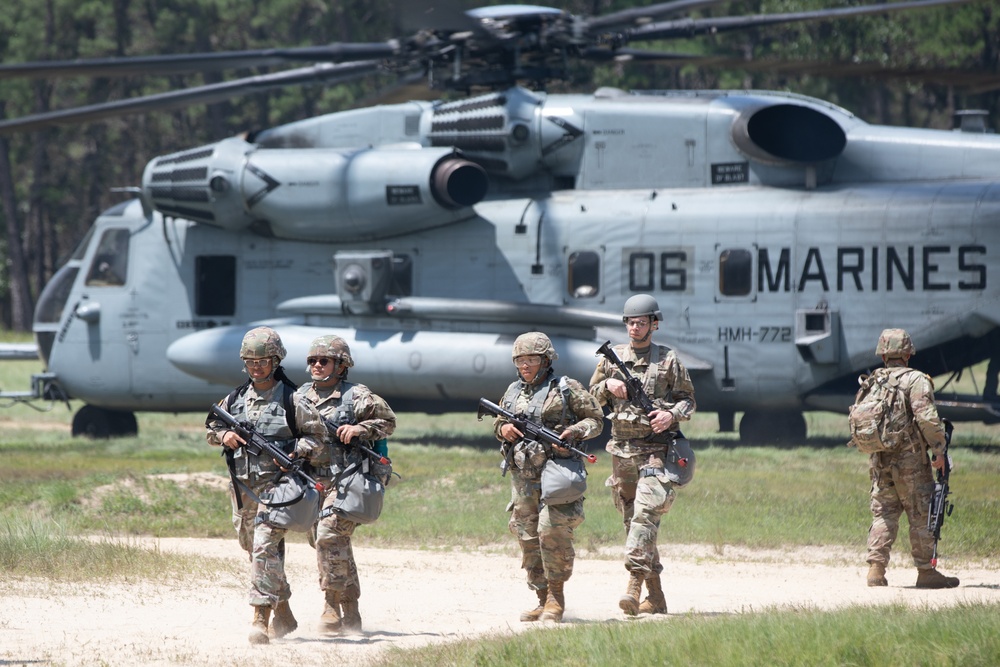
[2, 537, 997, 666]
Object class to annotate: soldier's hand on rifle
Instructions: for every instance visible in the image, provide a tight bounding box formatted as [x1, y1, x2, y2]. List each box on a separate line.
[648, 409, 674, 434]
[274, 450, 295, 472]
[605, 378, 629, 400]
[500, 423, 523, 442]
[337, 423, 365, 443]
[931, 455, 945, 470]
[220, 429, 246, 450]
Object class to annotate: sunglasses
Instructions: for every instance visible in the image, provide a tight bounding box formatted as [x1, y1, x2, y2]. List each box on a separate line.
[307, 357, 332, 367]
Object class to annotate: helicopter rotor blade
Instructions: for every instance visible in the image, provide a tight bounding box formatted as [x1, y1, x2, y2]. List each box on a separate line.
[586, 0, 730, 32]
[0, 61, 381, 135]
[622, 0, 978, 43]
[0, 43, 398, 81]
[581, 47, 709, 63]
[693, 55, 1000, 93]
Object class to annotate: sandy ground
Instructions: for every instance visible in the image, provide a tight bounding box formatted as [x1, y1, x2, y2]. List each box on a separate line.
[1, 537, 998, 667]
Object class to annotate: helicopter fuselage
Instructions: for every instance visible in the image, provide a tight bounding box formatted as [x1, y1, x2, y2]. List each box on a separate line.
[31, 85, 1000, 436]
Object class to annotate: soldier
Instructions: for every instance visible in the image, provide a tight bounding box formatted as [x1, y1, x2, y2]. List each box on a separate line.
[860, 329, 959, 589]
[492, 332, 603, 623]
[590, 294, 695, 616]
[294, 335, 396, 635]
[206, 326, 329, 645]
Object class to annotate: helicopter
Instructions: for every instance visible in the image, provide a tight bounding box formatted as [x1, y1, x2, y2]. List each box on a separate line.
[0, 0, 998, 442]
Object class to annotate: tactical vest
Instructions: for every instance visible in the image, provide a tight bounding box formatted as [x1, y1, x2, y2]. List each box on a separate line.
[501, 375, 576, 476]
[606, 344, 667, 441]
[321, 383, 369, 470]
[226, 382, 298, 480]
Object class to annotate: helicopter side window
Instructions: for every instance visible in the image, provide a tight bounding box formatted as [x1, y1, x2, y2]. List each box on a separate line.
[719, 249, 752, 297]
[195, 256, 236, 316]
[388, 254, 412, 297]
[84, 229, 130, 287]
[568, 251, 600, 298]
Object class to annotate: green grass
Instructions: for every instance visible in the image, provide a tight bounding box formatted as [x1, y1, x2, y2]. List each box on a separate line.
[374, 602, 1000, 667]
[1, 349, 999, 662]
[0, 516, 234, 580]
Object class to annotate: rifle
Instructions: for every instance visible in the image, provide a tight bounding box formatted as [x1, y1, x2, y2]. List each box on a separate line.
[209, 403, 325, 492]
[477, 398, 597, 476]
[321, 417, 391, 465]
[596, 340, 655, 413]
[927, 419, 955, 568]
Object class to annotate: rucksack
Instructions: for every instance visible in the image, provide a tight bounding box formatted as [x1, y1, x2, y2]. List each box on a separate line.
[848, 368, 916, 454]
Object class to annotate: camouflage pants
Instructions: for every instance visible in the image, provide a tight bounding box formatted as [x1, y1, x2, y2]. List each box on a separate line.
[867, 449, 937, 570]
[229, 477, 293, 607]
[315, 490, 361, 595]
[608, 453, 676, 576]
[508, 471, 585, 588]
[229, 479, 260, 555]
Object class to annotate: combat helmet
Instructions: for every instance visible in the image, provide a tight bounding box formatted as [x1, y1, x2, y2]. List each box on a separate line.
[876, 328, 915, 359]
[622, 294, 663, 323]
[308, 334, 354, 368]
[240, 326, 286, 361]
[512, 332, 558, 363]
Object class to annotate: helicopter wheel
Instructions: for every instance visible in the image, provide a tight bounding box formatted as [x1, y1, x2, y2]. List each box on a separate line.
[738, 410, 807, 446]
[72, 405, 139, 438]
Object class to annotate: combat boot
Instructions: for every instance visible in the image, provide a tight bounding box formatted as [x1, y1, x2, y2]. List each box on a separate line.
[867, 563, 887, 587]
[915, 568, 960, 589]
[319, 589, 343, 635]
[248, 605, 271, 645]
[270, 599, 297, 639]
[638, 573, 667, 614]
[619, 571, 644, 616]
[519, 588, 548, 622]
[341, 586, 363, 634]
[539, 581, 565, 622]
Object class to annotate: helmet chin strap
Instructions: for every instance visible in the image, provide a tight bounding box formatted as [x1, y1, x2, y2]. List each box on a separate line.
[632, 319, 657, 345]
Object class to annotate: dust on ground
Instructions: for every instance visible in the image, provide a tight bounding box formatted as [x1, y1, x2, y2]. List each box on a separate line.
[2, 536, 998, 667]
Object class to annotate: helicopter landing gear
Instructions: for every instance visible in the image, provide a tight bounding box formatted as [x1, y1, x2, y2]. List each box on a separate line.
[739, 409, 807, 445]
[71, 405, 138, 439]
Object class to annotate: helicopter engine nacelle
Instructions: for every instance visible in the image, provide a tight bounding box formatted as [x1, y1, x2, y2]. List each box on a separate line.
[141, 139, 489, 241]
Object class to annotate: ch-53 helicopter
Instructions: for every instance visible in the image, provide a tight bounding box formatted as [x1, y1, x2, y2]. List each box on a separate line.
[0, 0, 998, 442]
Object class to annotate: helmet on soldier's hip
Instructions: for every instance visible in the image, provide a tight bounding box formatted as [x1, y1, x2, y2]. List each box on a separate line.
[622, 294, 663, 323]
[876, 328, 915, 358]
[240, 326, 286, 361]
[512, 332, 558, 362]
[308, 334, 354, 368]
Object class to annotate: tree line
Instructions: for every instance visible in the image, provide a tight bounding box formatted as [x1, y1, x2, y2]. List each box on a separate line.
[0, 0, 996, 331]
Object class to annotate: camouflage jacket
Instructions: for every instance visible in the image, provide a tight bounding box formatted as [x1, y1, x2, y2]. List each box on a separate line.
[589, 342, 696, 455]
[493, 372, 604, 455]
[872, 363, 946, 458]
[206, 381, 329, 474]
[295, 380, 396, 468]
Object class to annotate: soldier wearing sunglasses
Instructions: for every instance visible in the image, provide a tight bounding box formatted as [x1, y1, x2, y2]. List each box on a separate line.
[294, 335, 396, 635]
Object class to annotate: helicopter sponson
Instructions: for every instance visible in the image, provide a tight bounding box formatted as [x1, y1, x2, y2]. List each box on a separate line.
[141, 139, 488, 242]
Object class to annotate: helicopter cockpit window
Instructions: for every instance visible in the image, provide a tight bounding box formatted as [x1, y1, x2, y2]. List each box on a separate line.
[196, 256, 236, 316]
[719, 249, 753, 297]
[84, 229, 129, 287]
[568, 251, 600, 298]
[70, 226, 96, 262]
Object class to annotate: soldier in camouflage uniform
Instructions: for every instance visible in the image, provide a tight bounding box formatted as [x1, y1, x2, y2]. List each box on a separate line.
[294, 335, 396, 635]
[861, 329, 959, 589]
[493, 332, 603, 623]
[590, 295, 695, 616]
[206, 326, 329, 645]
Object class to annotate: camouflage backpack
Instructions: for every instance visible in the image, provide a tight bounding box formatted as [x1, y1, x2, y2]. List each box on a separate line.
[848, 368, 916, 454]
